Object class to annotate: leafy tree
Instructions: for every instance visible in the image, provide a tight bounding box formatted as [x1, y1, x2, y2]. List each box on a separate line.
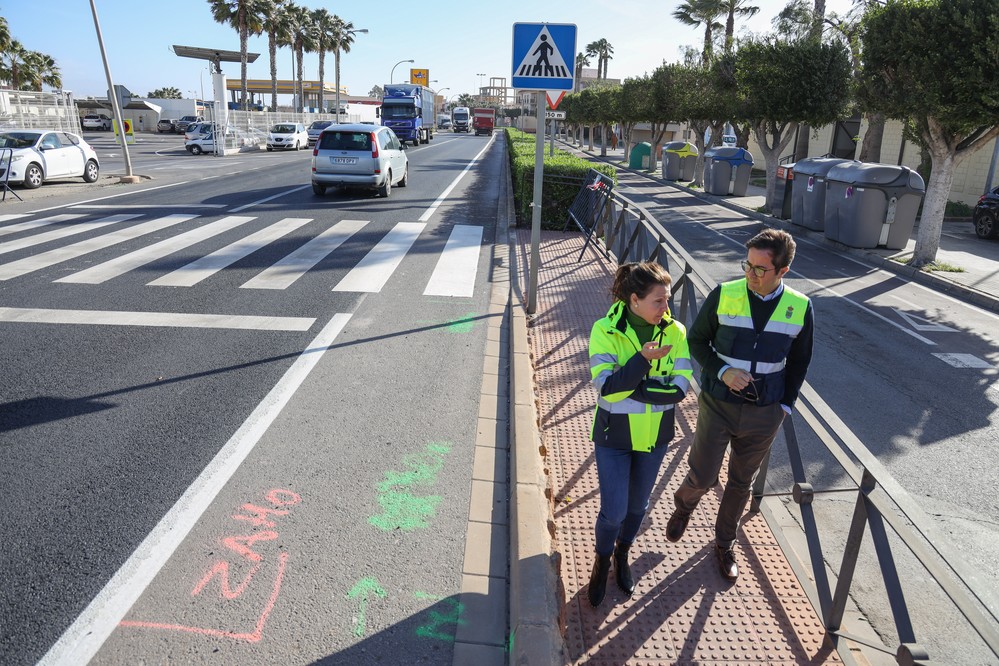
[677, 58, 740, 186]
[644, 64, 688, 172]
[368, 85, 384, 99]
[285, 3, 314, 112]
[147, 87, 183, 99]
[208, 0, 266, 110]
[859, 0, 999, 267]
[617, 76, 651, 160]
[720, 0, 761, 53]
[573, 51, 590, 92]
[457, 93, 475, 108]
[261, 0, 292, 112]
[736, 38, 851, 205]
[673, 0, 724, 66]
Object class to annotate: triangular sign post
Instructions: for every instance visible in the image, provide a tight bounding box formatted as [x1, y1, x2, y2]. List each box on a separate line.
[546, 90, 566, 109]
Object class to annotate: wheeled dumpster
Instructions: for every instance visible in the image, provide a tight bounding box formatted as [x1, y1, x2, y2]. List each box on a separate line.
[824, 163, 925, 250]
[629, 142, 651, 170]
[662, 141, 698, 181]
[791, 157, 854, 230]
[703, 147, 754, 196]
[771, 163, 795, 219]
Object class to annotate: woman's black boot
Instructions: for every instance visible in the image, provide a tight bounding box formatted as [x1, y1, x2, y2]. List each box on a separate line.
[614, 541, 635, 596]
[587, 553, 612, 606]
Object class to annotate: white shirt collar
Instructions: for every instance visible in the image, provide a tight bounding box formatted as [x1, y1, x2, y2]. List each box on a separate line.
[751, 281, 784, 302]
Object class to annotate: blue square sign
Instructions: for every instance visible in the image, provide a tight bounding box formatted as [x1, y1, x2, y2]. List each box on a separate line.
[511, 23, 576, 91]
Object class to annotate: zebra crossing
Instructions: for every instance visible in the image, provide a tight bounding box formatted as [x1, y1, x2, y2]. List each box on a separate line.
[0, 211, 485, 296]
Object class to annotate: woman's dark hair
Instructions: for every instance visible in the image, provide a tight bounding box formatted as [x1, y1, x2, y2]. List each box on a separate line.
[610, 261, 671, 302]
[746, 228, 796, 269]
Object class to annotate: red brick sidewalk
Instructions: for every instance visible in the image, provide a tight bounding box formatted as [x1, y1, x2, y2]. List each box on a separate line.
[517, 229, 842, 665]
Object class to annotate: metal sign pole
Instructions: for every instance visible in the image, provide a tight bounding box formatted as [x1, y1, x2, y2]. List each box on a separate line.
[527, 91, 545, 315]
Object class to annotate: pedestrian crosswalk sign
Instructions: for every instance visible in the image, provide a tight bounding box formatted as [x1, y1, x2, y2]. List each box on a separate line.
[511, 23, 576, 91]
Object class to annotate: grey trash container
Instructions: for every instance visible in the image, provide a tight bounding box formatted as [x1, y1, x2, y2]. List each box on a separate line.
[824, 163, 925, 250]
[703, 147, 754, 196]
[791, 157, 854, 230]
[771, 163, 795, 219]
[662, 141, 698, 181]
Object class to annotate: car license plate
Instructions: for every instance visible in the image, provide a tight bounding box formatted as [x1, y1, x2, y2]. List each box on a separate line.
[331, 157, 356, 165]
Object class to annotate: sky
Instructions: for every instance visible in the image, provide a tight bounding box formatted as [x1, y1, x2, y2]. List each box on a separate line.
[3, 0, 856, 103]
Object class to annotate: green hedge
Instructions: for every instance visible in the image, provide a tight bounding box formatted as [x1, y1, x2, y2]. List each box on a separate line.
[506, 128, 617, 229]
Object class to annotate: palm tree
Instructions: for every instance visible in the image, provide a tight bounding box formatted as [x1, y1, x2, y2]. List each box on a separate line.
[261, 0, 291, 112]
[329, 16, 359, 121]
[310, 8, 337, 113]
[672, 0, 724, 66]
[208, 0, 266, 110]
[720, 0, 760, 53]
[22, 51, 61, 91]
[285, 3, 314, 112]
[584, 42, 600, 79]
[574, 51, 590, 92]
[587, 39, 614, 79]
[1, 39, 30, 89]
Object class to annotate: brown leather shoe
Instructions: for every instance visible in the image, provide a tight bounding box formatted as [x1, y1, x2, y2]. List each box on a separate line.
[666, 510, 691, 543]
[716, 544, 738, 581]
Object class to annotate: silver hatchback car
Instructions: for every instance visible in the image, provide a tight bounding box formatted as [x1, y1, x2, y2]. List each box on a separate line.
[311, 124, 408, 197]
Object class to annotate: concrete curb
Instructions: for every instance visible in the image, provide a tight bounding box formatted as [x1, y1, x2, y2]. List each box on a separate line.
[504, 137, 568, 666]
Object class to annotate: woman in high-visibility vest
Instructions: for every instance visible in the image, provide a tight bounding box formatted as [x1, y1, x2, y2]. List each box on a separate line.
[586, 261, 693, 606]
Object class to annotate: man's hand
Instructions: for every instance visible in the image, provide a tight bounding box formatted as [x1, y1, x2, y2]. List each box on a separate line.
[722, 367, 753, 391]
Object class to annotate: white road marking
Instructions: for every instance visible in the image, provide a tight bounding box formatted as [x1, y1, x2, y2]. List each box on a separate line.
[242, 219, 367, 290]
[932, 353, 995, 369]
[0, 306, 315, 331]
[0, 214, 197, 281]
[333, 221, 425, 293]
[0, 213, 86, 238]
[37, 313, 351, 666]
[0, 215, 140, 255]
[55, 216, 256, 284]
[72, 204, 227, 209]
[424, 225, 483, 297]
[149, 217, 312, 287]
[419, 134, 495, 222]
[0, 213, 31, 225]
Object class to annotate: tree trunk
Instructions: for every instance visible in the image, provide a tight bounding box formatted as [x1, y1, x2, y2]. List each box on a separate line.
[753, 121, 798, 208]
[912, 150, 954, 267]
[858, 112, 885, 163]
[317, 49, 326, 112]
[269, 36, 278, 113]
[690, 120, 710, 188]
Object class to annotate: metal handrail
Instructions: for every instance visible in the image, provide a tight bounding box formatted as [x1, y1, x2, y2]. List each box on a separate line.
[575, 185, 999, 665]
[1, 147, 24, 202]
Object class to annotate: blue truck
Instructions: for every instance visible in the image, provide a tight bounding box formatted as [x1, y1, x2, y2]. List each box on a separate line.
[379, 84, 435, 146]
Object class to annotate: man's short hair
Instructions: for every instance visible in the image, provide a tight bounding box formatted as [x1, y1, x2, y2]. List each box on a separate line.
[746, 228, 796, 269]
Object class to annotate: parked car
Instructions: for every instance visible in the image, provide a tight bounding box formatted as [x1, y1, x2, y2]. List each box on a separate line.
[267, 122, 309, 151]
[183, 122, 213, 141]
[0, 130, 100, 188]
[973, 185, 999, 240]
[175, 115, 204, 134]
[157, 118, 178, 133]
[437, 117, 451, 130]
[307, 120, 333, 146]
[311, 124, 408, 197]
[81, 114, 112, 131]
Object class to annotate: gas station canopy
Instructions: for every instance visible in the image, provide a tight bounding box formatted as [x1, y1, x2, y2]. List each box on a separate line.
[171, 45, 259, 72]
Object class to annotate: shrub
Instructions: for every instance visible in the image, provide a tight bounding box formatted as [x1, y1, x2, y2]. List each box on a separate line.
[506, 128, 616, 229]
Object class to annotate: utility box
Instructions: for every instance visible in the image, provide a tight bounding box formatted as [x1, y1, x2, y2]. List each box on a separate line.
[662, 141, 698, 181]
[629, 142, 652, 170]
[824, 163, 926, 250]
[791, 157, 854, 230]
[703, 147, 754, 196]
[771, 163, 795, 219]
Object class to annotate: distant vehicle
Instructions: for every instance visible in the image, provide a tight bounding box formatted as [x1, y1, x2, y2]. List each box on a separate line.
[472, 108, 495, 136]
[0, 130, 100, 188]
[973, 185, 999, 240]
[437, 116, 451, 130]
[452, 107, 471, 133]
[157, 118, 178, 133]
[380, 84, 434, 146]
[81, 114, 112, 131]
[174, 115, 205, 134]
[722, 134, 737, 146]
[185, 127, 238, 155]
[183, 122, 213, 141]
[311, 124, 408, 198]
[307, 120, 334, 145]
[267, 122, 309, 151]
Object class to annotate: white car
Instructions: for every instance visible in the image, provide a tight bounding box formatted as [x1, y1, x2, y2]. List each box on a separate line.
[311, 124, 408, 197]
[185, 127, 237, 155]
[267, 122, 308, 151]
[183, 122, 213, 141]
[0, 130, 100, 188]
[81, 113, 112, 131]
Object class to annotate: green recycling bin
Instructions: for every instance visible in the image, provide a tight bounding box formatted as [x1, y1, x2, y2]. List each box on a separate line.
[662, 141, 698, 181]
[629, 142, 651, 170]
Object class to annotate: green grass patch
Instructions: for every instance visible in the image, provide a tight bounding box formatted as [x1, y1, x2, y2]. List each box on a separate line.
[890, 254, 965, 272]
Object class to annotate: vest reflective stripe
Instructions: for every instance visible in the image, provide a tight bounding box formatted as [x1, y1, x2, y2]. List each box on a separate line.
[717, 280, 808, 336]
[597, 396, 675, 414]
[717, 352, 786, 374]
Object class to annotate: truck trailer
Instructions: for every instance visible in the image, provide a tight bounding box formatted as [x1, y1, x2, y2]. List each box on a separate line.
[473, 108, 496, 136]
[380, 84, 434, 146]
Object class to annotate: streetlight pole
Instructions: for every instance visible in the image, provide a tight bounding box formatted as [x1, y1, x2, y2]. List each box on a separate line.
[88, 0, 136, 183]
[476, 73, 486, 102]
[336, 28, 367, 123]
[391, 59, 415, 84]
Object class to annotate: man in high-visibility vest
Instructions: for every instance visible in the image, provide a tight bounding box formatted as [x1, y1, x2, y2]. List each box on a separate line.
[666, 228, 814, 581]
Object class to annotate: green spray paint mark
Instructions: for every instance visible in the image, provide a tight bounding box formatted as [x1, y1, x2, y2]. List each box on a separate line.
[414, 597, 466, 642]
[369, 442, 451, 531]
[347, 576, 387, 637]
[414, 312, 478, 334]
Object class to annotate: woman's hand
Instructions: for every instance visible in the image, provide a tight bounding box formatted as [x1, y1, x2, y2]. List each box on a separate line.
[640, 341, 672, 361]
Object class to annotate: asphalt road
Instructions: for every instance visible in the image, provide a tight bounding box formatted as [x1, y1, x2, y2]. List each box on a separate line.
[0, 130, 503, 665]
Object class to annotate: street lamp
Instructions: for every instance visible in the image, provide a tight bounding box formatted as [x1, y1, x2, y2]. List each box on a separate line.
[335, 27, 368, 122]
[391, 59, 415, 84]
[476, 72, 486, 99]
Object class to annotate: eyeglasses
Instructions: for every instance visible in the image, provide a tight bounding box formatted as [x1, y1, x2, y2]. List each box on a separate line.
[741, 260, 776, 278]
[729, 379, 759, 404]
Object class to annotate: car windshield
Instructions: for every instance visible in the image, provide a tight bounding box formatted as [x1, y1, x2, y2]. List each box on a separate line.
[309, 121, 331, 130]
[318, 131, 372, 151]
[272, 124, 297, 133]
[381, 105, 416, 120]
[0, 132, 40, 148]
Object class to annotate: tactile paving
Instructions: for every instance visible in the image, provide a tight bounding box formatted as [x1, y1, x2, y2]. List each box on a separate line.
[516, 229, 843, 665]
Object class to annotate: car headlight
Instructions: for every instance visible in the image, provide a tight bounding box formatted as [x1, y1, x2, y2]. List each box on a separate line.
[9, 154, 24, 162]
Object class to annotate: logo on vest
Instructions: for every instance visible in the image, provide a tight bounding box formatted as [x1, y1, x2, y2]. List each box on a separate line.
[785, 306, 794, 319]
